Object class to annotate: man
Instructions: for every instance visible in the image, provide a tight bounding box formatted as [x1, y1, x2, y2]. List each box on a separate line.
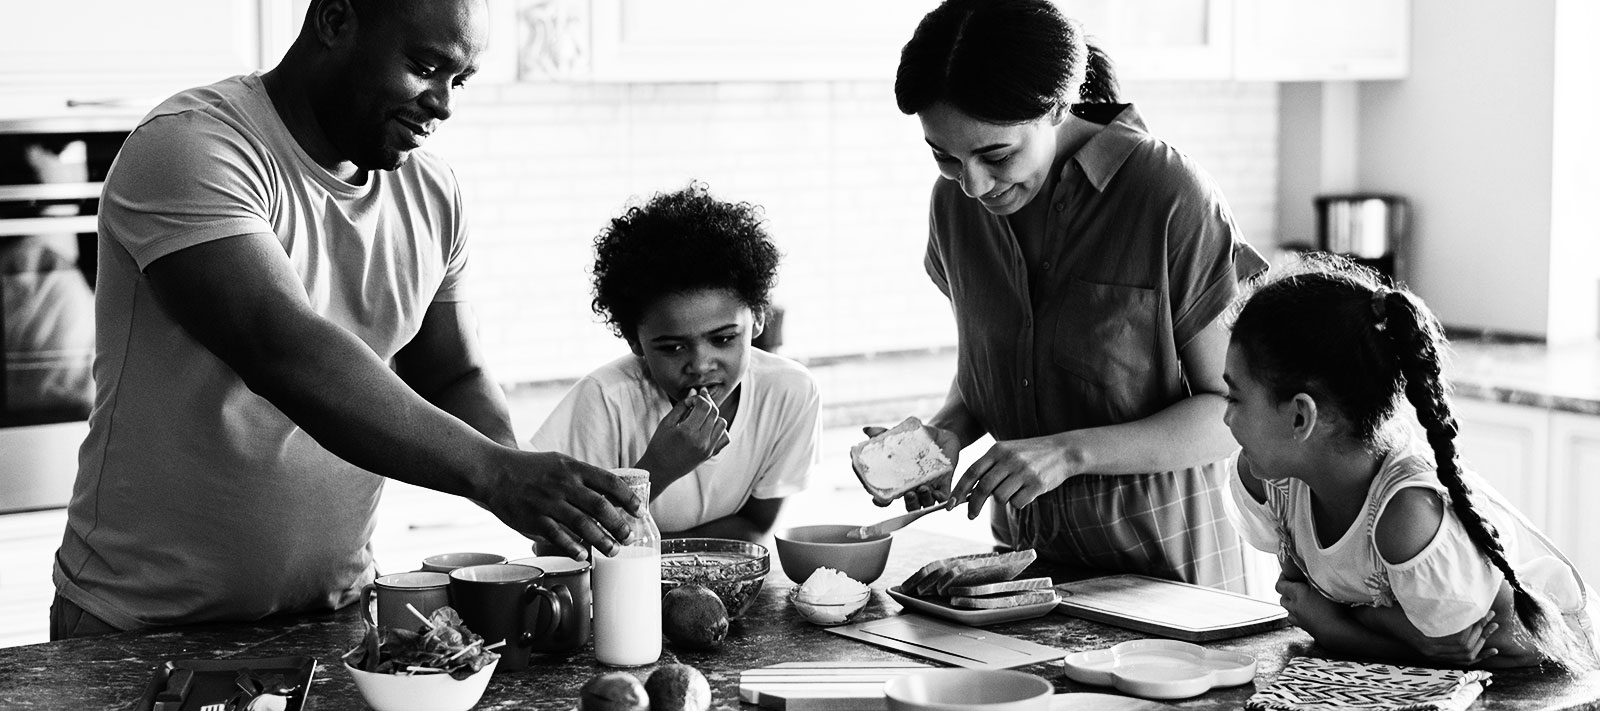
[51, 0, 637, 638]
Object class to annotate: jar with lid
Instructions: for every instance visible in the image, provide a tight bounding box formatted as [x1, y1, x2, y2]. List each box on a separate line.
[591, 467, 662, 666]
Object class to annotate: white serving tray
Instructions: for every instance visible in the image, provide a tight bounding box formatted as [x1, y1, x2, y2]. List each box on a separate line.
[1061, 639, 1257, 700]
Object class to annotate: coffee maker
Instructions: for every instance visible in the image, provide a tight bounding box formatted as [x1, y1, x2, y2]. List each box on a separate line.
[1313, 193, 1409, 282]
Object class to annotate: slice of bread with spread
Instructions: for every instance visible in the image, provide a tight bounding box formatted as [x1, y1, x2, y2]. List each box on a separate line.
[851, 416, 957, 505]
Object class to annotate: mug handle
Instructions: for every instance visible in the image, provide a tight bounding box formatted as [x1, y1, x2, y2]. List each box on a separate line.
[359, 583, 378, 628]
[522, 584, 566, 646]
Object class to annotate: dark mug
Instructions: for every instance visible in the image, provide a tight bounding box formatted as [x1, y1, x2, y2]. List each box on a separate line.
[360, 571, 452, 630]
[508, 555, 592, 654]
[448, 564, 568, 671]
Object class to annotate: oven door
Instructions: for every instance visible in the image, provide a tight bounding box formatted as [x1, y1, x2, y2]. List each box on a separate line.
[0, 134, 106, 514]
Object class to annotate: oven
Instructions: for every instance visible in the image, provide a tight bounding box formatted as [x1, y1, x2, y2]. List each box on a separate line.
[0, 122, 128, 514]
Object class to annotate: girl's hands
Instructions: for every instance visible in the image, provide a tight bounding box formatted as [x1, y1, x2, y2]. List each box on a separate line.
[946, 433, 1083, 518]
[1276, 576, 1342, 634]
[642, 387, 729, 484]
[1399, 611, 1500, 666]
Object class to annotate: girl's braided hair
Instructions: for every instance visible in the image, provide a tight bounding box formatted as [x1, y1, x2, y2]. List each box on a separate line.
[1232, 253, 1597, 671]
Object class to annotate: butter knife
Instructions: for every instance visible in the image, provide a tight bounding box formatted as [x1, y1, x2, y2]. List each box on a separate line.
[847, 504, 946, 540]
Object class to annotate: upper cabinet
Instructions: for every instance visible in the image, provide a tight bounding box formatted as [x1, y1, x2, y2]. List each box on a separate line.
[561, 0, 930, 83]
[1, 0, 262, 127]
[1060, 0, 1235, 81]
[559, 0, 1409, 84]
[1232, 0, 1410, 81]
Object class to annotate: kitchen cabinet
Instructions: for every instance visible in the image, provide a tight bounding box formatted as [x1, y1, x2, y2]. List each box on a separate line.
[0, 0, 262, 123]
[1452, 398, 1552, 526]
[582, 0, 930, 82]
[1233, 0, 1410, 81]
[1548, 412, 1600, 584]
[1452, 398, 1600, 584]
[1060, 0, 1235, 81]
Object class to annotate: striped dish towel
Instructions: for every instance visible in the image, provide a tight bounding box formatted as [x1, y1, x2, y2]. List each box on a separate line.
[1246, 657, 1492, 711]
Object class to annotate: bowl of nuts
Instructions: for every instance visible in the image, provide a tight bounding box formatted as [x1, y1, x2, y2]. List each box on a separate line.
[659, 538, 769, 619]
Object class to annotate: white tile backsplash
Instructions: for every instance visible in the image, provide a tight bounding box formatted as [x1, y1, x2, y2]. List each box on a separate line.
[427, 80, 1278, 385]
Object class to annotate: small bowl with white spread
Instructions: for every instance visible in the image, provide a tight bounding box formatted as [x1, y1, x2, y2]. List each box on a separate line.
[789, 568, 872, 626]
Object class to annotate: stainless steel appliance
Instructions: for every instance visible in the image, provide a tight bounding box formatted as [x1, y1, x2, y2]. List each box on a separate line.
[1313, 193, 1409, 282]
[1, 126, 127, 514]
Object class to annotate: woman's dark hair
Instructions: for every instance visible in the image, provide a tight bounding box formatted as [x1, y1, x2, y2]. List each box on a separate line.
[1231, 253, 1597, 671]
[1078, 43, 1121, 104]
[895, 0, 1115, 122]
[590, 181, 781, 342]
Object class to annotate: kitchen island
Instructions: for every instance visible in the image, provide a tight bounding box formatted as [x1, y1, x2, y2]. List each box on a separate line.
[2, 530, 1597, 710]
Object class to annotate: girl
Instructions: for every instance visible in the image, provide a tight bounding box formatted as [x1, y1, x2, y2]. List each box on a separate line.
[881, 0, 1268, 592]
[531, 182, 820, 544]
[1224, 254, 1597, 670]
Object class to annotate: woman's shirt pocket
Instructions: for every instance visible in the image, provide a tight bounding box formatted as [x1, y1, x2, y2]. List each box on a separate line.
[1050, 277, 1161, 419]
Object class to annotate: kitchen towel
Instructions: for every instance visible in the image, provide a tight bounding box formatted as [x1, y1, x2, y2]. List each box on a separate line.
[1245, 657, 1491, 711]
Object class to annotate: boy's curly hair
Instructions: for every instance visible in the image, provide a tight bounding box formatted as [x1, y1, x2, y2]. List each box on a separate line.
[591, 182, 782, 341]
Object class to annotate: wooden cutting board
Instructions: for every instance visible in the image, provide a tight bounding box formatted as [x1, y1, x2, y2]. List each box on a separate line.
[1053, 574, 1288, 642]
[739, 661, 934, 710]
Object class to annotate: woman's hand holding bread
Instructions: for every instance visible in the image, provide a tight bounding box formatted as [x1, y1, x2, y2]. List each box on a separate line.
[852, 417, 962, 510]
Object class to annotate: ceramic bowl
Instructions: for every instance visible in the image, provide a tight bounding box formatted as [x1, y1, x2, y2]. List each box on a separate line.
[1061, 639, 1257, 700]
[659, 538, 769, 619]
[789, 585, 871, 626]
[774, 524, 893, 584]
[884, 669, 1053, 711]
[344, 659, 497, 711]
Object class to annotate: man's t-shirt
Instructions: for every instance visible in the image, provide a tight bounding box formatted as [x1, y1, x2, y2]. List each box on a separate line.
[54, 72, 469, 629]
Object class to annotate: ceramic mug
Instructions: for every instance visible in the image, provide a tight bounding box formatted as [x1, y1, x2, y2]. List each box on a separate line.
[448, 564, 568, 671]
[420, 551, 507, 574]
[508, 555, 593, 654]
[360, 571, 452, 630]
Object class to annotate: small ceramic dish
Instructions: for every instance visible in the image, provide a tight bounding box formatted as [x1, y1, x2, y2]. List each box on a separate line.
[789, 585, 872, 626]
[1061, 639, 1256, 700]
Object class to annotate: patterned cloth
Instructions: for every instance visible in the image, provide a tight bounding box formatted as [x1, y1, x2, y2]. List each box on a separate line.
[1246, 657, 1492, 711]
[995, 463, 1248, 593]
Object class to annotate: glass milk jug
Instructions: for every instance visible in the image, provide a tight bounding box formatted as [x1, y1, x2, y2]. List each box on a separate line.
[591, 467, 662, 666]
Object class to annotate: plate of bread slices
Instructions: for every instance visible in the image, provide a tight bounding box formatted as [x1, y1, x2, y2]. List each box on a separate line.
[885, 549, 1059, 626]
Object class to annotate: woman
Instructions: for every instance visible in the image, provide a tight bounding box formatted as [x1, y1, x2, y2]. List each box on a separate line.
[883, 0, 1268, 591]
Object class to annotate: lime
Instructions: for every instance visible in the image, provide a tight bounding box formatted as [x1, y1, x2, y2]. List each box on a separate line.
[578, 671, 648, 711]
[644, 663, 712, 711]
[662, 584, 729, 651]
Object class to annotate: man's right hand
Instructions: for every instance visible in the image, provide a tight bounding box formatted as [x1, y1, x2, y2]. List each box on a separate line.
[483, 450, 642, 560]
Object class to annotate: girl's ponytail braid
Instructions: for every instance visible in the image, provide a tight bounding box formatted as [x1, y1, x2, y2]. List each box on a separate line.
[1381, 289, 1596, 671]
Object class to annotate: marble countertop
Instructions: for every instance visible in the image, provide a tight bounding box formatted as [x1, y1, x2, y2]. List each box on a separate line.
[1449, 338, 1600, 415]
[3, 531, 1598, 710]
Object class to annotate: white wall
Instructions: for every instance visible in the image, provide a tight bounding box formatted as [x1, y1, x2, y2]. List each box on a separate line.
[1549, 0, 1600, 343]
[427, 79, 1280, 385]
[1356, 0, 1557, 338]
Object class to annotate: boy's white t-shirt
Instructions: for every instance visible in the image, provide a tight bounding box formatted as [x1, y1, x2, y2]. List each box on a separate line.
[530, 349, 820, 532]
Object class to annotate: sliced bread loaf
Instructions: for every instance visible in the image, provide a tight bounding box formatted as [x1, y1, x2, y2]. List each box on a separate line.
[943, 576, 1053, 597]
[902, 549, 1038, 597]
[948, 588, 1059, 610]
